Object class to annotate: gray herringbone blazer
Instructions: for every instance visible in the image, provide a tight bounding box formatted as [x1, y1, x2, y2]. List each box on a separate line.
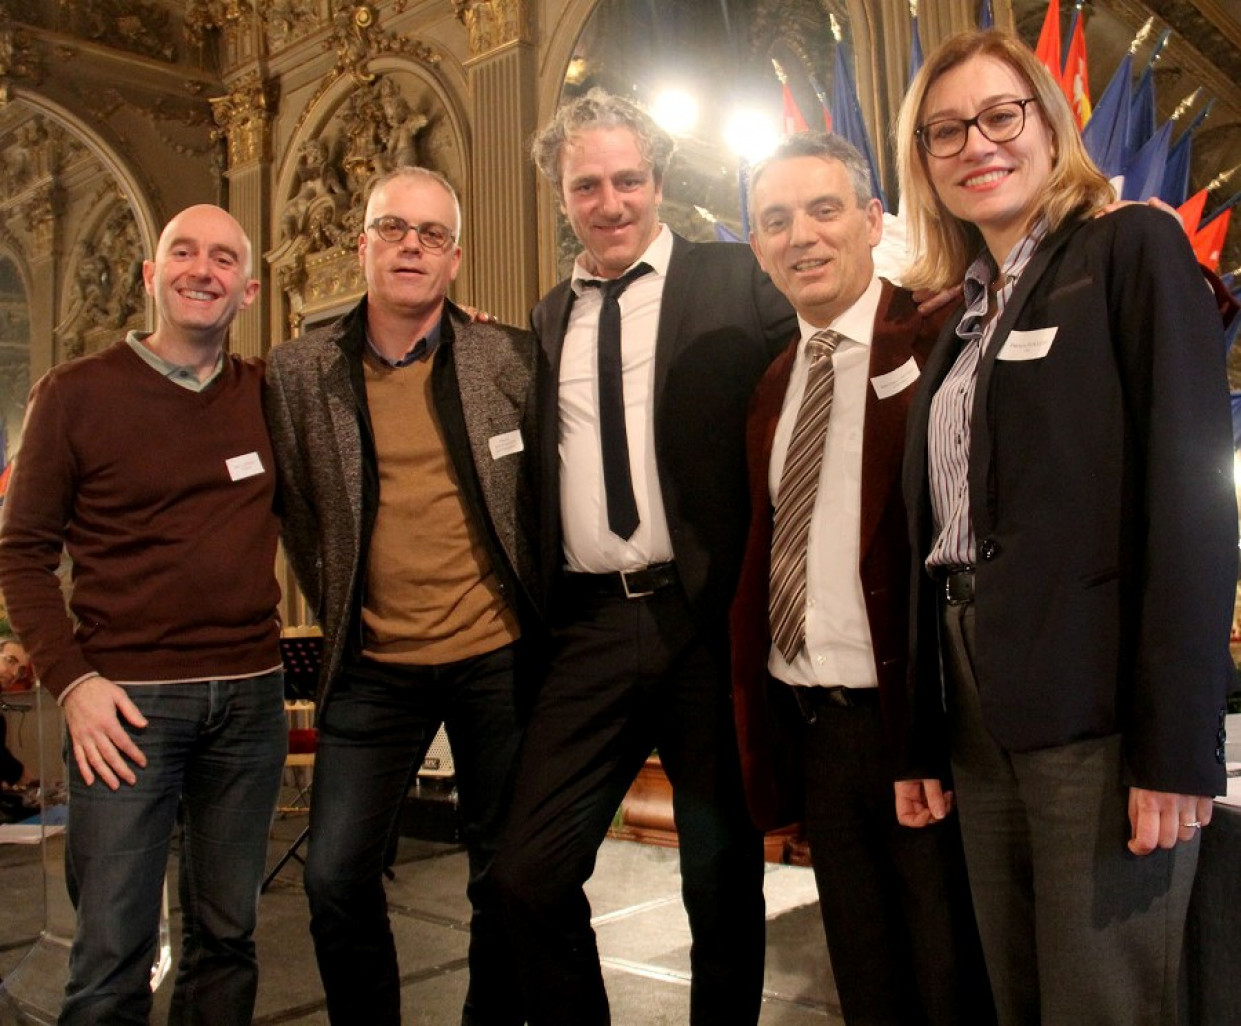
[263, 297, 538, 706]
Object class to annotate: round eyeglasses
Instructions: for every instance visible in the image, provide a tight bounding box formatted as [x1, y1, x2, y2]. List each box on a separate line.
[366, 216, 457, 251]
[915, 98, 1039, 159]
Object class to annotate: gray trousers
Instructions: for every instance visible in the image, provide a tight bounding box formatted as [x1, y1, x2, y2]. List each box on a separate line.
[940, 599, 1198, 1026]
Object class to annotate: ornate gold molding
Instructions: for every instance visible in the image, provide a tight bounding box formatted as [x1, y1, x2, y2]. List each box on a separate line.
[0, 3, 43, 88]
[210, 71, 276, 168]
[20, 184, 58, 259]
[184, 0, 256, 49]
[453, 0, 532, 58]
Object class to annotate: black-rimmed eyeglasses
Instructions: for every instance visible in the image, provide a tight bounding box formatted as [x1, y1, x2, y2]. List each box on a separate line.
[366, 216, 457, 251]
[915, 98, 1039, 159]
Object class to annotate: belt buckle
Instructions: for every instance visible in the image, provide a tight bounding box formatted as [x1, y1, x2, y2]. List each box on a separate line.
[942, 567, 974, 606]
[621, 569, 654, 600]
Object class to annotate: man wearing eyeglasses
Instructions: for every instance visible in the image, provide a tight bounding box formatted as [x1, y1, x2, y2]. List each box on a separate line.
[264, 166, 538, 1026]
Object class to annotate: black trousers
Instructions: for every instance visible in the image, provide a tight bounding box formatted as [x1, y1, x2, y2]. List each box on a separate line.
[776, 682, 994, 1026]
[490, 582, 765, 1025]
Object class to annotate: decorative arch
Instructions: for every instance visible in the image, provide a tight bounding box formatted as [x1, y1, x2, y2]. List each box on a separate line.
[267, 56, 472, 336]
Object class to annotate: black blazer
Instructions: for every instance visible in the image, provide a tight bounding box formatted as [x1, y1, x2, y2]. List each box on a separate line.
[903, 206, 1236, 796]
[531, 232, 797, 638]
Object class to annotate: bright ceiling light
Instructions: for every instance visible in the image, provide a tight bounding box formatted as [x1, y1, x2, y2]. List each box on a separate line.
[651, 89, 699, 136]
[724, 108, 780, 164]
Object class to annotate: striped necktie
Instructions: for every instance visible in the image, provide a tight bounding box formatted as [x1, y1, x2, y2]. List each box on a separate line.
[770, 329, 844, 662]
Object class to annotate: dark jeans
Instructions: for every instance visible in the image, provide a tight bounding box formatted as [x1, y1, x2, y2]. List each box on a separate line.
[303, 645, 523, 1026]
[490, 583, 765, 1026]
[60, 672, 286, 1026]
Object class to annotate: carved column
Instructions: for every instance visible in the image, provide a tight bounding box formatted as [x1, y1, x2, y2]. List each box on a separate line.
[458, 0, 539, 322]
[210, 73, 274, 359]
[22, 185, 57, 381]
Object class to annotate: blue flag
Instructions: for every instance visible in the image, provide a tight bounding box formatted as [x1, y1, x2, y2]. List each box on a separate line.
[1159, 131, 1191, 207]
[1121, 119, 1170, 201]
[831, 39, 887, 210]
[1081, 52, 1132, 178]
[1128, 66, 1157, 155]
[1160, 100, 1214, 208]
[909, 13, 924, 86]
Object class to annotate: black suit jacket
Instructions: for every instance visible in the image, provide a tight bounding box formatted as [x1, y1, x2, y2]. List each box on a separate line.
[903, 206, 1236, 796]
[531, 232, 797, 638]
[730, 281, 942, 829]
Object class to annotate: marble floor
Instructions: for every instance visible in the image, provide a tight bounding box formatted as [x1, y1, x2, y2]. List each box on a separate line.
[0, 805, 841, 1025]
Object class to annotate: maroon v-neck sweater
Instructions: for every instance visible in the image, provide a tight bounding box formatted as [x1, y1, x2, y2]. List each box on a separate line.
[0, 340, 282, 696]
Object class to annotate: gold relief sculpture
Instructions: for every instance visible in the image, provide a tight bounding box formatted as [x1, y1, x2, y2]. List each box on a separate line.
[0, 6, 43, 86]
[279, 74, 432, 256]
[209, 72, 276, 168]
[61, 0, 177, 62]
[184, 0, 255, 49]
[273, 68, 444, 328]
[289, 2, 439, 144]
[453, 0, 530, 57]
[0, 118, 51, 195]
[64, 202, 146, 354]
[20, 185, 58, 259]
[261, 0, 321, 51]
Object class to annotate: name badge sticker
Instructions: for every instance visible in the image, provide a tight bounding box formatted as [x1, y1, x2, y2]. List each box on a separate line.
[226, 452, 265, 482]
[489, 429, 524, 460]
[998, 326, 1057, 362]
[871, 357, 920, 399]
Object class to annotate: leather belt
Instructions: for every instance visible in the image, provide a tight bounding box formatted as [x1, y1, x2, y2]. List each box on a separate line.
[563, 562, 679, 600]
[933, 564, 975, 606]
[802, 685, 880, 708]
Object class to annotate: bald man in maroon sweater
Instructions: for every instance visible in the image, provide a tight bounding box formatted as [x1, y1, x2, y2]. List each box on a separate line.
[0, 205, 287, 1026]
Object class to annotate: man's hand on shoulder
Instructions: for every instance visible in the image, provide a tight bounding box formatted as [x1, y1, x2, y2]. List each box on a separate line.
[62, 676, 149, 789]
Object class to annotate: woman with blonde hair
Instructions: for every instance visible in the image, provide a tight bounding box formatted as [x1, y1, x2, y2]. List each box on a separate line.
[893, 29, 1235, 1026]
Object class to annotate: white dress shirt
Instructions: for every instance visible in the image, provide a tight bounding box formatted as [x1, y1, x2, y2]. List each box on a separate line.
[559, 224, 675, 573]
[767, 274, 884, 689]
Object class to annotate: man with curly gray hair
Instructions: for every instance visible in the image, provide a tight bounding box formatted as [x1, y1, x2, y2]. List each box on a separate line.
[491, 89, 797, 1025]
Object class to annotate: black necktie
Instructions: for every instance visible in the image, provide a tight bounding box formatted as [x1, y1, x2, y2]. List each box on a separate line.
[584, 262, 652, 540]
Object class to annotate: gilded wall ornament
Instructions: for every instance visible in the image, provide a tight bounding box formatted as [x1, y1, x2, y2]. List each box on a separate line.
[61, 0, 177, 62]
[453, 0, 531, 57]
[20, 184, 58, 259]
[0, 6, 43, 86]
[209, 72, 277, 168]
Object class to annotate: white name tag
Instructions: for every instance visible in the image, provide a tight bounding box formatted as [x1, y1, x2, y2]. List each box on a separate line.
[998, 326, 1057, 362]
[488, 429, 524, 460]
[226, 452, 265, 481]
[870, 357, 920, 399]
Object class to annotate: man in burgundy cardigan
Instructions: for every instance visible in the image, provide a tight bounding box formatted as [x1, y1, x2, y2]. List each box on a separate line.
[731, 133, 992, 1024]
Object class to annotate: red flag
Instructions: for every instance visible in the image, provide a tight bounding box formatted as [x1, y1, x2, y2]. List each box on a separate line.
[1061, 15, 1092, 129]
[1191, 209, 1231, 272]
[1178, 189, 1208, 238]
[781, 83, 809, 136]
[1034, 0, 1062, 83]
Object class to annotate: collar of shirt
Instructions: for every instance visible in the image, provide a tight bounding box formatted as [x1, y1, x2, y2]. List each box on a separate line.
[569, 222, 674, 296]
[791, 273, 882, 363]
[127, 331, 224, 392]
[365, 315, 443, 367]
[957, 221, 1048, 345]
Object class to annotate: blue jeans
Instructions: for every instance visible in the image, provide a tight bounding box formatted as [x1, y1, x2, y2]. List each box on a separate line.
[60, 672, 286, 1026]
[304, 645, 523, 1026]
